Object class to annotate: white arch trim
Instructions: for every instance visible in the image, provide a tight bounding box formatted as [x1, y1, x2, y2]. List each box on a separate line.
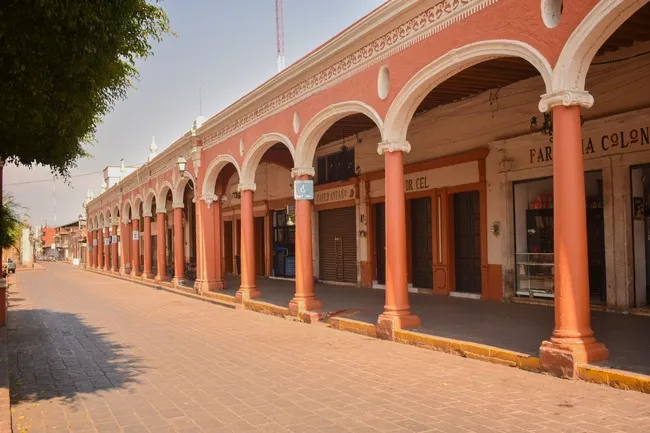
[384, 39, 553, 142]
[201, 154, 241, 199]
[131, 194, 144, 219]
[156, 180, 174, 208]
[122, 199, 133, 221]
[142, 189, 157, 217]
[172, 171, 197, 207]
[295, 101, 384, 168]
[240, 132, 296, 185]
[552, 0, 648, 94]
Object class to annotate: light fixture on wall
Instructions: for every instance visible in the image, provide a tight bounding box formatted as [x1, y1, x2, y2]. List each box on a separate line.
[176, 156, 187, 177]
[530, 112, 553, 142]
[232, 191, 241, 199]
[220, 195, 228, 205]
[530, 112, 585, 143]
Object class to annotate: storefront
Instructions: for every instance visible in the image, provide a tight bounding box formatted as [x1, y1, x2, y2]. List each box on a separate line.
[271, 207, 295, 278]
[315, 182, 358, 284]
[365, 151, 488, 297]
[490, 106, 650, 310]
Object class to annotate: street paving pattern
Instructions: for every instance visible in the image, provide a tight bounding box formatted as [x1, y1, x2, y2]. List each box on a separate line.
[7, 263, 650, 432]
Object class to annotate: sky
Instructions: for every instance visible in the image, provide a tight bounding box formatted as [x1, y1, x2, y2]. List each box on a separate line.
[4, 0, 384, 228]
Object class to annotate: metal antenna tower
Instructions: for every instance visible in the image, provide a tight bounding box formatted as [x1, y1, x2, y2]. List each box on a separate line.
[276, 0, 285, 72]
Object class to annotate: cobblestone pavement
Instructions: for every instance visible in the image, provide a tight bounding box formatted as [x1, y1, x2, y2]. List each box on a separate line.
[7, 264, 650, 433]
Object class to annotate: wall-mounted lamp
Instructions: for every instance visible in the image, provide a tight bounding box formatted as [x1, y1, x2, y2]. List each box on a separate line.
[176, 156, 187, 177]
[220, 195, 228, 205]
[359, 230, 367, 238]
[491, 221, 501, 237]
[232, 191, 241, 199]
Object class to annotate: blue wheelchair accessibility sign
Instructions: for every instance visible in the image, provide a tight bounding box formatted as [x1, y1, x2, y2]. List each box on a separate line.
[294, 180, 314, 200]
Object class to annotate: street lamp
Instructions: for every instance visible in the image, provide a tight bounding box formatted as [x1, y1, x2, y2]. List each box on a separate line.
[176, 156, 187, 177]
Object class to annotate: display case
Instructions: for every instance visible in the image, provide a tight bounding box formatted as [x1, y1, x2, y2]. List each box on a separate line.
[516, 252, 554, 298]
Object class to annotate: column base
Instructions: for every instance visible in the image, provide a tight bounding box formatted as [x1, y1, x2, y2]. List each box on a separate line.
[235, 286, 262, 303]
[540, 338, 609, 378]
[376, 312, 421, 340]
[194, 280, 226, 294]
[141, 272, 155, 280]
[288, 296, 322, 315]
[154, 274, 170, 283]
[172, 277, 185, 287]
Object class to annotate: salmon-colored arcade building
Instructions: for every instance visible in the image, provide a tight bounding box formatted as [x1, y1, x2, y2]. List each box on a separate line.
[86, 0, 650, 378]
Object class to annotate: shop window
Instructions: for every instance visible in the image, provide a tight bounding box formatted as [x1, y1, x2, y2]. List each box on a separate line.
[513, 171, 606, 303]
[272, 209, 296, 278]
[630, 165, 650, 308]
[316, 147, 355, 185]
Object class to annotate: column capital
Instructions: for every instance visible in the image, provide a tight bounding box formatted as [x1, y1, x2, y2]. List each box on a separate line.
[538, 90, 594, 113]
[291, 167, 315, 178]
[172, 202, 184, 209]
[237, 183, 256, 192]
[123, 218, 131, 224]
[377, 140, 411, 155]
[142, 211, 152, 218]
[155, 207, 167, 214]
[201, 194, 219, 208]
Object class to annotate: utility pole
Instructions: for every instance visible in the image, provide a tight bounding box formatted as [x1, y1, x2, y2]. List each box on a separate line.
[276, 0, 285, 72]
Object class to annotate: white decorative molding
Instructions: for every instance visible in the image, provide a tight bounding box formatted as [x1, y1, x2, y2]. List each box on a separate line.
[143, 211, 153, 218]
[201, 194, 218, 208]
[237, 183, 257, 192]
[172, 202, 184, 209]
[291, 167, 315, 178]
[377, 140, 411, 155]
[538, 90, 594, 112]
[155, 207, 167, 214]
[202, 0, 498, 150]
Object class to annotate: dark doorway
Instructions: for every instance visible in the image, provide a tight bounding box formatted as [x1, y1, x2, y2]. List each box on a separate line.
[454, 191, 481, 293]
[375, 203, 386, 285]
[318, 207, 357, 284]
[224, 221, 233, 274]
[254, 216, 265, 277]
[411, 198, 433, 289]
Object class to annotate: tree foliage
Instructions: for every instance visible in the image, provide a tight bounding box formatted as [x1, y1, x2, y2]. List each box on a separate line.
[0, 0, 171, 177]
[0, 191, 23, 250]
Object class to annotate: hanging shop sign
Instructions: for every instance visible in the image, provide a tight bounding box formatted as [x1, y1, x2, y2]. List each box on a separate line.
[294, 180, 314, 200]
[526, 125, 650, 165]
[314, 184, 357, 206]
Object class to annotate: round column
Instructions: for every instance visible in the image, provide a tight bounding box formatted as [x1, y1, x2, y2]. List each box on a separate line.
[172, 206, 185, 285]
[377, 141, 420, 337]
[131, 218, 141, 277]
[120, 220, 131, 275]
[111, 224, 118, 272]
[104, 227, 110, 271]
[538, 91, 608, 377]
[143, 214, 153, 279]
[289, 170, 321, 316]
[155, 210, 168, 282]
[235, 186, 262, 302]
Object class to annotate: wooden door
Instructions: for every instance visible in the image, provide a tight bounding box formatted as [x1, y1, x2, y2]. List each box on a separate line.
[224, 221, 233, 274]
[411, 198, 433, 289]
[454, 191, 481, 293]
[254, 216, 265, 276]
[375, 203, 386, 285]
[319, 207, 357, 283]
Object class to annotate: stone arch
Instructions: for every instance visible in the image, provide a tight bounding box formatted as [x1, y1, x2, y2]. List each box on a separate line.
[201, 154, 241, 200]
[552, 0, 649, 94]
[156, 181, 174, 212]
[111, 205, 119, 226]
[132, 195, 144, 219]
[143, 189, 157, 216]
[240, 133, 297, 185]
[384, 39, 553, 142]
[103, 208, 112, 228]
[172, 171, 197, 207]
[295, 101, 384, 168]
[98, 213, 105, 229]
[122, 200, 133, 221]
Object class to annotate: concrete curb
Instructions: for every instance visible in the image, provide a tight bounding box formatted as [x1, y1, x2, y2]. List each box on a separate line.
[85, 268, 650, 394]
[0, 327, 11, 433]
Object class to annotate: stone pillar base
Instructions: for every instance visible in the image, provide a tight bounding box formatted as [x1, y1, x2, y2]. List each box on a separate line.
[288, 297, 322, 315]
[194, 280, 225, 294]
[539, 338, 609, 378]
[235, 286, 262, 303]
[154, 275, 170, 283]
[172, 277, 185, 287]
[376, 313, 421, 340]
[141, 272, 155, 280]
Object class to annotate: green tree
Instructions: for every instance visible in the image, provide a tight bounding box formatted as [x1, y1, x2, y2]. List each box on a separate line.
[0, 191, 22, 251]
[0, 0, 171, 176]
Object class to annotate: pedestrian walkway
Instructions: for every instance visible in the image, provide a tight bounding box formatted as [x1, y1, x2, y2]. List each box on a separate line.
[220, 276, 650, 376]
[8, 263, 650, 433]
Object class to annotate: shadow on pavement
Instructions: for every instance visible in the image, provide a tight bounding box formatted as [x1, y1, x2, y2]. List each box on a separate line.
[7, 308, 148, 403]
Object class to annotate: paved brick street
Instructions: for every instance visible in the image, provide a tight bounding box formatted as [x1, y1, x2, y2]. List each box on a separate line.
[6, 264, 650, 433]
